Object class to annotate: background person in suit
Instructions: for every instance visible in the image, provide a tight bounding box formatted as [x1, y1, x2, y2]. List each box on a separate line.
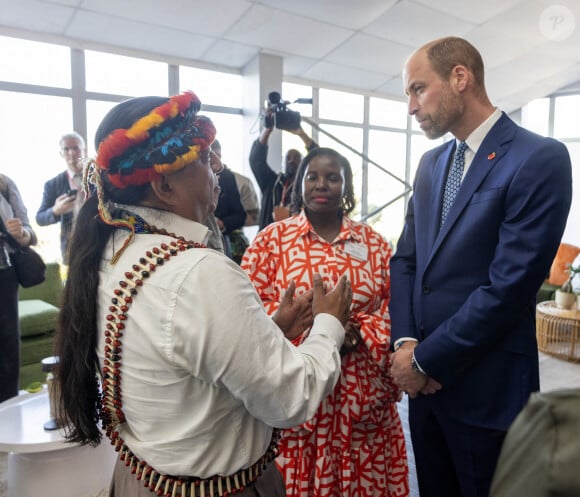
[209, 139, 246, 260]
[36, 132, 87, 263]
[389, 36, 572, 497]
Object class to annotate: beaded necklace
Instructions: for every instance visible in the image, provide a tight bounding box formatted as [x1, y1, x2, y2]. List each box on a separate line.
[100, 224, 279, 497]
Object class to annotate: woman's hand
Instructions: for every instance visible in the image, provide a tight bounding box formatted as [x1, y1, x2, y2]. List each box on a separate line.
[340, 321, 362, 355]
[5, 218, 30, 246]
[312, 274, 352, 325]
[273, 281, 313, 340]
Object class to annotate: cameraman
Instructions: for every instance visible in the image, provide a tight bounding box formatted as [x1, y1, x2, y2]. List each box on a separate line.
[250, 107, 317, 230]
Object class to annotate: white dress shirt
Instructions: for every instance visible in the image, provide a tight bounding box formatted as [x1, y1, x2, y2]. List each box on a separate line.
[97, 205, 345, 478]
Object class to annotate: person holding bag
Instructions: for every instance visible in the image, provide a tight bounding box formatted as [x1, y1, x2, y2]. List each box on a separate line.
[0, 173, 38, 402]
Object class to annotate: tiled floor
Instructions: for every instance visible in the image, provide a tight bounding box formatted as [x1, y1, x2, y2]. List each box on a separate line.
[1, 352, 579, 497]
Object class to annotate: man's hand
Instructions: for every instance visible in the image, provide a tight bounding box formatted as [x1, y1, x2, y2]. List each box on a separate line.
[421, 377, 443, 395]
[52, 193, 76, 217]
[390, 342, 428, 398]
[312, 274, 352, 325]
[273, 281, 313, 340]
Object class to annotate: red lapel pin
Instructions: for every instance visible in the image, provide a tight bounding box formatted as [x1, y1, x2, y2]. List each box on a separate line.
[488, 152, 496, 160]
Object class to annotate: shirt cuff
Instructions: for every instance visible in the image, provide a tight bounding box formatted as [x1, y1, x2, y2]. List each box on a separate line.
[412, 350, 427, 375]
[310, 313, 345, 348]
[393, 337, 418, 351]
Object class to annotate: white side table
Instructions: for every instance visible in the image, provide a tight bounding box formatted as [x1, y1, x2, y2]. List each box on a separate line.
[0, 389, 116, 497]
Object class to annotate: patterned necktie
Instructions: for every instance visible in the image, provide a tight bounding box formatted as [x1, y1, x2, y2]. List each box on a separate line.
[440, 141, 468, 226]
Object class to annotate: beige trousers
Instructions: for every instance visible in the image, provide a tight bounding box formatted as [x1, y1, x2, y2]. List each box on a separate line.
[108, 455, 285, 497]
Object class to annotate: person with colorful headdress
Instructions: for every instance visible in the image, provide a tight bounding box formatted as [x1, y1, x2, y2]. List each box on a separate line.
[55, 90, 353, 497]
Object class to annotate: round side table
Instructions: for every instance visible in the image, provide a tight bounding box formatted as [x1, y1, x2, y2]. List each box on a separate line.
[0, 389, 116, 497]
[536, 301, 580, 363]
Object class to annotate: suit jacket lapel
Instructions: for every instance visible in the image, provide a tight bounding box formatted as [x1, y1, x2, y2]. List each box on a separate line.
[428, 113, 516, 264]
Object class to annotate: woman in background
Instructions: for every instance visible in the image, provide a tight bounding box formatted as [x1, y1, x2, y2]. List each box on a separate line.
[242, 147, 409, 497]
[0, 174, 37, 402]
[55, 91, 352, 497]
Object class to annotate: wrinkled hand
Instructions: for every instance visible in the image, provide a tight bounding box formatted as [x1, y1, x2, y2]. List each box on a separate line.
[53, 193, 76, 216]
[273, 281, 313, 340]
[390, 342, 427, 399]
[312, 274, 352, 325]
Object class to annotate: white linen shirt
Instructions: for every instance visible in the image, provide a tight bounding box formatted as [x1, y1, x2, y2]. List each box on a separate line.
[97, 205, 345, 478]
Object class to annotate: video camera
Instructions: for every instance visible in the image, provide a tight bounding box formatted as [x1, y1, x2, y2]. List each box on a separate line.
[264, 91, 301, 131]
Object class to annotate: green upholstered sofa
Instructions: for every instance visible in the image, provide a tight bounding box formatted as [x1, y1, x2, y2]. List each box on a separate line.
[18, 262, 63, 389]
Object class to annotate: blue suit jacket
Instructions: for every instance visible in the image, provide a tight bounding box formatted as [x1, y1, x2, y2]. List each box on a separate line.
[390, 113, 572, 430]
[36, 171, 73, 261]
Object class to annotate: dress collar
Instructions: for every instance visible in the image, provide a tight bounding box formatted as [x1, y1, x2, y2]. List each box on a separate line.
[295, 210, 361, 244]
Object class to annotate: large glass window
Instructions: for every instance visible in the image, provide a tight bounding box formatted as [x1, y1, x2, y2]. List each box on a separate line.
[521, 98, 550, 136]
[180, 67, 242, 108]
[367, 130, 407, 240]
[317, 125, 363, 215]
[203, 112, 243, 174]
[0, 36, 71, 88]
[319, 89, 364, 123]
[86, 100, 121, 156]
[561, 142, 580, 244]
[85, 51, 168, 96]
[369, 97, 407, 129]
[554, 95, 580, 139]
[0, 91, 73, 262]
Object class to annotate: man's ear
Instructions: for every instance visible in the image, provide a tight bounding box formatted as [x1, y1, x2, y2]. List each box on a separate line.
[451, 65, 469, 92]
[149, 175, 176, 207]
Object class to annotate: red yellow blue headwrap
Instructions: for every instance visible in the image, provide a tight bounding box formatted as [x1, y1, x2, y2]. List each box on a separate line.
[83, 90, 216, 263]
[95, 91, 215, 188]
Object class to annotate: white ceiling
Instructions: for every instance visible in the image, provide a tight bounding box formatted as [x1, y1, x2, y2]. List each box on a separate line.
[1, 0, 580, 112]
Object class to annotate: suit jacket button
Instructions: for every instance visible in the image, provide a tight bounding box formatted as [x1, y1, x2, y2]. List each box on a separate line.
[422, 286, 431, 294]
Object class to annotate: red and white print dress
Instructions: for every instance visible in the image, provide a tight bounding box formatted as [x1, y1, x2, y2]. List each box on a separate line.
[241, 211, 409, 497]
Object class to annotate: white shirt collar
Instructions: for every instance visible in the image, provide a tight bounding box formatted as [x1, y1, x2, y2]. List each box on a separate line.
[462, 108, 502, 155]
[115, 203, 211, 246]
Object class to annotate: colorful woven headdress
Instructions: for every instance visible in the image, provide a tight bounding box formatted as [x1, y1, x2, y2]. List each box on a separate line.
[95, 90, 215, 188]
[85, 90, 216, 263]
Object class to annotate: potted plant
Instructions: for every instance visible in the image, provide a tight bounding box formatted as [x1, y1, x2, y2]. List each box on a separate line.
[570, 264, 580, 310]
[554, 263, 579, 310]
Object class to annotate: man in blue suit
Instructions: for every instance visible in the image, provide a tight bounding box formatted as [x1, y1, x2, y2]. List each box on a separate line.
[389, 37, 572, 497]
[36, 132, 86, 263]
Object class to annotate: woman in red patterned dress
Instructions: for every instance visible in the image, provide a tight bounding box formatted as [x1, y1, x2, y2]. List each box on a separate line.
[242, 147, 409, 497]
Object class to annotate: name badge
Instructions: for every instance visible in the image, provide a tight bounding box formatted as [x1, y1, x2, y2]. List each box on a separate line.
[344, 241, 368, 260]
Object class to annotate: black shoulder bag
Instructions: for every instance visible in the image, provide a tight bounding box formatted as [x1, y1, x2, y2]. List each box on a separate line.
[0, 217, 46, 288]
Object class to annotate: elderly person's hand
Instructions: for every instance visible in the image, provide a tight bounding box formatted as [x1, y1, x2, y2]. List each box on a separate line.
[312, 274, 352, 326]
[273, 281, 313, 340]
